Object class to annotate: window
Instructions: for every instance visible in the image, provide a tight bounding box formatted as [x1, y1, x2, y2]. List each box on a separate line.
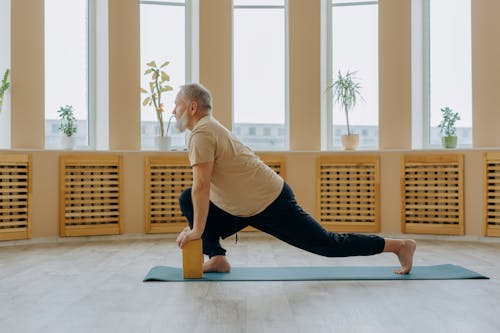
[327, 0, 379, 149]
[0, 0, 10, 148]
[140, 0, 191, 150]
[45, 0, 90, 149]
[426, 0, 472, 146]
[233, 0, 288, 151]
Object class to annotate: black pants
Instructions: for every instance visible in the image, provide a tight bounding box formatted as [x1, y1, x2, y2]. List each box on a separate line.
[178, 183, 385, 258]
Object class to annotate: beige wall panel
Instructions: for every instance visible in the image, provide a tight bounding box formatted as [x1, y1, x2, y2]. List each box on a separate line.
[289, 0, 321, 150]
[200, 0, 232, 130]
[31, 152, 60, 237]
[378, 0, 412, 149]
[286, 153, 318, 218]
[119, 154, 144, 234]
[108, 0, 141, 149]
[11, 0, 45, 149]
[380, 153, 405, 232]
[471, 0, 500, 147]
[464, 150, 483, 236]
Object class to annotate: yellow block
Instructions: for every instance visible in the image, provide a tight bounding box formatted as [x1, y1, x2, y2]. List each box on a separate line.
[182, 239, 203, 279]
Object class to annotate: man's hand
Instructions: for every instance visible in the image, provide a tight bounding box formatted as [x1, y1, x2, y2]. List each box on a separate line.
[176, 227, 201, 249]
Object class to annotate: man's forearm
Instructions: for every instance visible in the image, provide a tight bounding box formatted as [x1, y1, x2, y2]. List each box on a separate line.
[191, 184, 210, 237]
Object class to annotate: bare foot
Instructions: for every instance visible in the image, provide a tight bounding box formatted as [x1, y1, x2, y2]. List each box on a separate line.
[203, 255, 231, 273]
[394, 239, 416, 274]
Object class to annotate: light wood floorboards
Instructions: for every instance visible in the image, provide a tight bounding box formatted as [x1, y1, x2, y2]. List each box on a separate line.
[1, 234, 499, 333]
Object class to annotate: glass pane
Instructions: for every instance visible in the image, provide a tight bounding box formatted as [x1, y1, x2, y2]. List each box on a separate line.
[429, 0, 472, 145]
[45, 0, 89, 149]
[331, 3, 378, 148]
[140, 3, 186, 150]
[234, 0, 284, 6]
[233, 7, 286, 150]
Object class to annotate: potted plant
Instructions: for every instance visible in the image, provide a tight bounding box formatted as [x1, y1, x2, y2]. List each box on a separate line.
[58, 105, 77, 149]
[327, 70, 362, 150]
[438, 106, 460, 149]
[141, 60, 174, 150]
[0, 68, 10, 113]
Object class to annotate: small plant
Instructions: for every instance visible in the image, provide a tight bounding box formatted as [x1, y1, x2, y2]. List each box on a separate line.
[58, 105, 77, 137]
[0, 68, 10, 113]
[438, 106, 460, 137]
[141, 60, 173, 137]
[327, 70, 362, 136]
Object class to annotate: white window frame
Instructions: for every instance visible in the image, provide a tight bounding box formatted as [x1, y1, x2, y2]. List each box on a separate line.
[418, 0, 472, 149]
[45, 0, 95, 149]
[88, 0, 97, 149]
[139, 0, 196, 151]
[325, 0, 379, 151]
[232, 1, 290, 151]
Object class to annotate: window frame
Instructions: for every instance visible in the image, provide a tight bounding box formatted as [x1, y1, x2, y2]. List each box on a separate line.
[44, 0, 94, 149]
[422, 0, 472, 149]
[325, 0, 379, 151]
[88, 0, 96, 149]
[232, 0, 290, 151]
[139, 0, 193, 151]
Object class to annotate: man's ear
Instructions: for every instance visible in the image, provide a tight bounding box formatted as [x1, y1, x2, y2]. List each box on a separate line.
[190, 101, 198, 114]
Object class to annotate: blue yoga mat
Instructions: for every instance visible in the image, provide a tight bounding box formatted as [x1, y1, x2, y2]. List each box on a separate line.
[143, 264, 488, 282]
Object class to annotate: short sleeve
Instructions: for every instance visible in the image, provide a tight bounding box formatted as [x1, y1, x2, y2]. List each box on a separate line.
[188, 131, 216, 166]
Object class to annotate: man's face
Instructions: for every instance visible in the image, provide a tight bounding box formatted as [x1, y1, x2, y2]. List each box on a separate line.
[172, 92, 189, 133]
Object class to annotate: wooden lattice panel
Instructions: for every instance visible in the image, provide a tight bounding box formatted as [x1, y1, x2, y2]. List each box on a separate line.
[401, 154, 464, 235]
[146, 157, 193, 233]
[0, 154, 31, 241]
[60, 155, 122, 237]
[484, 152, 500, 237]
[317, 155, 380, 233]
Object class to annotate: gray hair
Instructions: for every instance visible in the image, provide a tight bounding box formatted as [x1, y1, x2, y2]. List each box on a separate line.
[179, 83, 213, 112]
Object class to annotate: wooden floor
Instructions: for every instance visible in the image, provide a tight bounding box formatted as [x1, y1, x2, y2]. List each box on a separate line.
[1, 234, 499, 333]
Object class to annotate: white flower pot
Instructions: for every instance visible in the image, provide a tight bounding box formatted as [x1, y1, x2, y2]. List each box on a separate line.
[341, 134, 359, 150]
[61, 136, 76, 150]
[154, 136, 172, 151]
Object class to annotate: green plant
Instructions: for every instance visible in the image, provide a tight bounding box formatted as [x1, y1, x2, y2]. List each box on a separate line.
[58, 105, 77, 137]
[0, 68, 10, 113]
[438, 106, 460, 137]
[141, 61, 173, 137]
[327, 70, 362, 136]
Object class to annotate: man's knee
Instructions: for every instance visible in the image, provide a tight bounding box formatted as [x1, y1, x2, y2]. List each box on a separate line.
[179, 188, 192, 210]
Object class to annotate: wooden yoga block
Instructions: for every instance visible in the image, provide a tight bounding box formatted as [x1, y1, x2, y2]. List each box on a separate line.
[182, 239, 203, 279]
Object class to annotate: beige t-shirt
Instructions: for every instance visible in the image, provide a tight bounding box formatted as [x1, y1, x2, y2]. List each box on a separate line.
[188, 114, 284, 217]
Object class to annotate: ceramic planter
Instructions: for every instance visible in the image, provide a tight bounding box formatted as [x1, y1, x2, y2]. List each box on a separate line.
[154, 136, 172, 151]
[61, 136, 76, 150]
[442, 136, 457, 149]
[341, 134, 359, 150]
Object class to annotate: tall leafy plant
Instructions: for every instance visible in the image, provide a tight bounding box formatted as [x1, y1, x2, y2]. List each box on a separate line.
[0, 68, 10, 113]
[327, 70, 362, 136]
[141, 61, 173, 137]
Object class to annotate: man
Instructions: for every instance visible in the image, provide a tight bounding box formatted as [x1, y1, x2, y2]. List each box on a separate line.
[173, 83, 416, 274]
